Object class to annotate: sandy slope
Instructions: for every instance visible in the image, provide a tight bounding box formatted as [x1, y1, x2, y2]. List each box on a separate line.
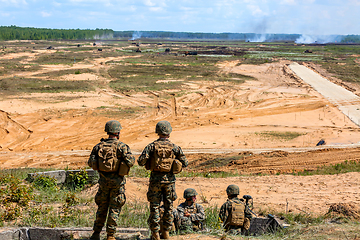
[0, 49, 359, 217]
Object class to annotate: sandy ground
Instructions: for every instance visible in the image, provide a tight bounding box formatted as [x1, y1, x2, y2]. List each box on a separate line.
[1, 49, 360, 217]
[120, 172, 360, 215]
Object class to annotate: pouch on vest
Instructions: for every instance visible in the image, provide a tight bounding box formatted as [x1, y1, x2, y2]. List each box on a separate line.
[172, 159, 182, 174]
[97, 141, 120, 172]
[228, 201, 245, 226]
[118, 161, 130, 176]
[185, 204, 197, 215]
[88, 155, 99, 171]
[150, 141, 174, 172]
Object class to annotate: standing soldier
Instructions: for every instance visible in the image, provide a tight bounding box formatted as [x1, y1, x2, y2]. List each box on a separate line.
[219, 184, 252, 235]
[174, 188, 206, 232]
[138, 120, 188, 240]
[88, 120, 135, 240]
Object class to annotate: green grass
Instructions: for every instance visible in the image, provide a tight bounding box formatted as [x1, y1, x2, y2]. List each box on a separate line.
[107, 56, 254, 92]
[295, 160, 360, 176]
[255, 131, 305, 141]
[197, 155, 245, 169]
[0, 77, 94, 93]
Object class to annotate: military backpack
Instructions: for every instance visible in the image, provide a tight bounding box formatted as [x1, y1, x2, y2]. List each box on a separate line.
[227, 200, 245, 227]
[147, 141, 174, 172]
[97, 140, 129, 176]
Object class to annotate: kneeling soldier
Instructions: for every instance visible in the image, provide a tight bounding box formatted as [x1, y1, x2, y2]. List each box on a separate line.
[219, 184, 252, 235]
[174, 188, 205, 232]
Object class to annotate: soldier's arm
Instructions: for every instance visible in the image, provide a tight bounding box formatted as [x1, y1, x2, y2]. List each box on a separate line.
[174, 145, 188, 168]
[190, 204, 206, 222]
[137, 143, 153, 166]
[219, 202, 228, 223]
[118, 143, 135, 167]
[88, 145, 98, 169]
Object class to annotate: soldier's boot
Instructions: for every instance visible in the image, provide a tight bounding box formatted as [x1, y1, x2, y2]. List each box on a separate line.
[106, 235, 116, 240]
[161, 230, 170, 239]
[151, 231, 161, 240]
[89, 231, 100, 240]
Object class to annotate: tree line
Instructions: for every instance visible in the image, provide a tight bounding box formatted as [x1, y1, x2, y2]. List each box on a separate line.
[1, 26, 360, 43]
[0, 26, 113, 40]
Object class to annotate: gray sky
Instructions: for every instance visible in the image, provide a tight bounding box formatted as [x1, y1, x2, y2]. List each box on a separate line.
[0, 0, 359, 35]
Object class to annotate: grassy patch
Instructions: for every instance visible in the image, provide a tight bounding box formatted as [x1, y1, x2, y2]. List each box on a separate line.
[93, 106, 146, 118]
[108, 56, 254, 92]
[255, 131, 304, 141]
[320, 59, 360, 83]
[0, 77, 94, 93]
[295, 159, 360, 176]
[197, 155, 244, 169]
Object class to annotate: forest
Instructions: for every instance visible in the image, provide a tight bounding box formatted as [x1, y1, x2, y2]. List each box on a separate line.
[1, 25, 360, 43]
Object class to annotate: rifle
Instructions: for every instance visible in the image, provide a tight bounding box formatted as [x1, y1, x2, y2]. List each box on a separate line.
[243, 195, 258, 217]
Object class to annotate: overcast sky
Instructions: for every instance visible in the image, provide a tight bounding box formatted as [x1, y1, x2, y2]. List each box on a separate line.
[0, 0, 359, 35]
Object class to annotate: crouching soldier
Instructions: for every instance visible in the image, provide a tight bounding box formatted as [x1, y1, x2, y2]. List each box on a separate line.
[174, 188, 205, 232]
[138, 120, 188, 240]
[219, 184, 252, 235]
[88, 120, 135, 240]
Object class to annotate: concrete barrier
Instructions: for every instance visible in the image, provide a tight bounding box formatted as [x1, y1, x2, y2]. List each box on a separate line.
[27, 169, 99, 185]
[0, 227, 149, 240]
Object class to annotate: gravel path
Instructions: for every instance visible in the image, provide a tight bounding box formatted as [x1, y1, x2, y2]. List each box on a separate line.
[289, 62, 360, 126]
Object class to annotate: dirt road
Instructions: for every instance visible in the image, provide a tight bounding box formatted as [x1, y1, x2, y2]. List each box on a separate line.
[290, 62, 360, 126]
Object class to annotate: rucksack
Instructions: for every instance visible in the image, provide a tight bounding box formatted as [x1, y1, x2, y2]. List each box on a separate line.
[227, 200, 245, 226]
[148, 141, 174, 172]
[97, 140, 120, 172]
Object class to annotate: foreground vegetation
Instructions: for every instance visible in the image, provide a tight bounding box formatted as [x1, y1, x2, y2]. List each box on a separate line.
[0, 162, 359, 239]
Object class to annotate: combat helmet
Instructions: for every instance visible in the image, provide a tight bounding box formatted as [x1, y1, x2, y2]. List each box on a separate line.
[183, 188, 198, 199]
[155, 120, 172, 135]
[104, 120, 122, 134]
[226, 184, 240, 195]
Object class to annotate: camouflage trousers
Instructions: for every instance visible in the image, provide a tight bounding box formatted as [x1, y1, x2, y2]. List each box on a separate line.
[147, 181, 177, 232]
[93, 178, 126, 235]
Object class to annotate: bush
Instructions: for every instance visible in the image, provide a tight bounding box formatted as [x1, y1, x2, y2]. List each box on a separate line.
[66, 169, 89, 191]
[32, 174, 58, 191]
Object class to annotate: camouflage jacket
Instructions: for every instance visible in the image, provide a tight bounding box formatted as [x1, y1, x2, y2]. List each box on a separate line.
[219, 197, 252, 227]
[137, 138, 188, 183]
[177, 202, 205, 224]
[88, 138, 135, 185]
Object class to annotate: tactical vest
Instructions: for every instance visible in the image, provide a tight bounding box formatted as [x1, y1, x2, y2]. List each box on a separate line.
[227, 200, 245, 227]
[185, 204, 198, 215]
[97, 140, 120, 172]
[148, 141, 175, 172]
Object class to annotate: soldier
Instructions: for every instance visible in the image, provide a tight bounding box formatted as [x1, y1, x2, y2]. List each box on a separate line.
[219, 184, 252, 235]
[88, 120, 135, 240]
[138, 120, 188, 240]
[174, 188, 206, 232]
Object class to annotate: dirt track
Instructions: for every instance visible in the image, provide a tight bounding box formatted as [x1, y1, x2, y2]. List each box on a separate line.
[1, 48, 360, 216]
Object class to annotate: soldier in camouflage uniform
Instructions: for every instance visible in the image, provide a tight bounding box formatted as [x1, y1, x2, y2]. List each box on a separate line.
[88, 120, 135, 240]
[138, 121, 188, 240]
[174, 188, 205, 232]
[219, 184, 252, 235]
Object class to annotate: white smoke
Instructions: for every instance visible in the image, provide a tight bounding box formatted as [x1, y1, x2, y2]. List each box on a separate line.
[93, 33, 114, 40]
[130, 31, 142, 40]
[295, 35, 340, 44]
[247, 34, 267, 42]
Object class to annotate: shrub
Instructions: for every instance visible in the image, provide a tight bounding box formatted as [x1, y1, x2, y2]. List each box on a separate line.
[66, 169, 89, 191]
[32, 174, 58, 191]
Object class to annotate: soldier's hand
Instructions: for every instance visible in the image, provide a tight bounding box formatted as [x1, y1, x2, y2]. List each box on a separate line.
[184, 212, 191, 217]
